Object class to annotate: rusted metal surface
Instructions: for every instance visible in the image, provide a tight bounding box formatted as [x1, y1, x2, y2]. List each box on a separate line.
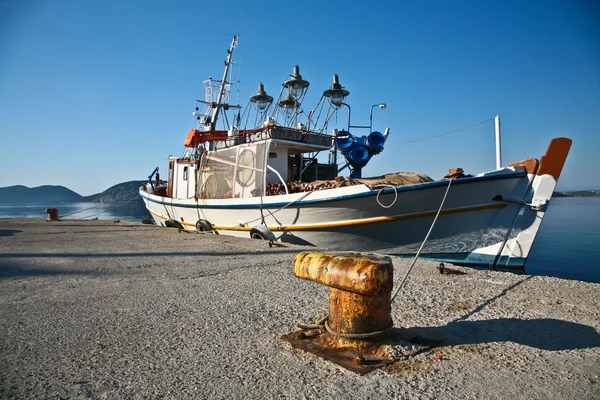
[328, 288, 391, 335]
[294, 252, 393, 295]
[281, 328, 429, 374]
[282, 330, 387, 374]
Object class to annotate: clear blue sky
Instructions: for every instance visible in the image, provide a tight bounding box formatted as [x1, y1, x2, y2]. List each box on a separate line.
[1, 0, 598, 195]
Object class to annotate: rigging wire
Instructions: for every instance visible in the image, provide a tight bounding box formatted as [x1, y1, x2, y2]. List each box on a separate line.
[395, 117, 495, 145]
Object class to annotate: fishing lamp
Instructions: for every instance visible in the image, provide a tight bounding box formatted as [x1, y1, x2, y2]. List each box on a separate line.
[278, 91, 300, 116]
[250, 82, 273, 112]
[323, 74, 350, 108]
[283, 65, 310, 99]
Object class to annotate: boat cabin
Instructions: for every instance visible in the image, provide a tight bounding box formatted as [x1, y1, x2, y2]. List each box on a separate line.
[166, 126, 337, 200]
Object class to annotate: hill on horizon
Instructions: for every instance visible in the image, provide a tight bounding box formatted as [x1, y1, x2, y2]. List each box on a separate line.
[0, 181, 146, 204]
[0, 185, 82, 204]
[80, 180, 145, 203]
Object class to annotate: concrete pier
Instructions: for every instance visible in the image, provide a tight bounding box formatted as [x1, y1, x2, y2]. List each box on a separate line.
[1, 219, 599, 399]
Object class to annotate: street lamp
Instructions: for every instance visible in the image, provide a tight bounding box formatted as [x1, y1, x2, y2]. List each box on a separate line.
[369, 103, 386, 133]
[340, 103, 386, 132]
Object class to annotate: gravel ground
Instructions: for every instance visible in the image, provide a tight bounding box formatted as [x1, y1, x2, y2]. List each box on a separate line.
[0, 219, 599, 399]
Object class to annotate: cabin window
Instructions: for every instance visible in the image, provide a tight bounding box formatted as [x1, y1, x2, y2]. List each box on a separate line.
[183, 166, 188, 181]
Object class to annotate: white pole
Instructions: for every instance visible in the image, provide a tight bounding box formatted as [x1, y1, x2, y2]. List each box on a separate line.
[495, 114, 502, 170]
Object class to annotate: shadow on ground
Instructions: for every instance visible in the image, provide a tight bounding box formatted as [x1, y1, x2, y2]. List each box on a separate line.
[0, 260, 96, 279]
[0, 249, 302, 259]
[0, 230, 22, 237]
[397, 318, 600, 351]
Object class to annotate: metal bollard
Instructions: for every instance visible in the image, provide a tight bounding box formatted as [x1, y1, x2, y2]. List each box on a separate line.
[283, 252, 432, 374]
[45, 208, 59, 221]
[294, 252, 393, 337]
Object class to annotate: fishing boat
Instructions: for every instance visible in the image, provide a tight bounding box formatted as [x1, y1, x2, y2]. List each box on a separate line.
[139, 36, 572, 271]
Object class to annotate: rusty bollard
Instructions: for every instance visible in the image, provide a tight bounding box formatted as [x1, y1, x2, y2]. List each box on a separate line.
[294, 252, 394, 337]
[45, 208, 59, 221]
[281, 252, 397, 374]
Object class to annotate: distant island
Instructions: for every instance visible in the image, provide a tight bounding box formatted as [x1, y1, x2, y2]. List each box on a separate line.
[1, 182, 599, 204]
[0, 185, 82, 204]
[80, 181, 146, 203]
[0, 181, 145, 204]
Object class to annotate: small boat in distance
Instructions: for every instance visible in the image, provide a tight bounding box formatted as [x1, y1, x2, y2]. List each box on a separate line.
[139, 36, 572, 271]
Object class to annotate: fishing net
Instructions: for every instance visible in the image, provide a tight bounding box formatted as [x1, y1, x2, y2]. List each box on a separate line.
[196, 142, 268, 199]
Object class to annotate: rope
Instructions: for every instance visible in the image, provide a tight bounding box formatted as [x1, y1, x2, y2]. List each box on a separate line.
[375, 185, 398, 209]
[297, 314, 393, 339]
[390, 178, 453, 303]
[294, 178, 451, 339]
[325, 319, 393, 339]
[71, 197, 140, 220]
[396, 117, 495, 145]
[297, 313, 328, 330]
[60, 187, 142, 218]
[218, 189, 315, 231]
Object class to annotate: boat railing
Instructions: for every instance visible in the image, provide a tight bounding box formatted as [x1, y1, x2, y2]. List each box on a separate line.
[212, 125, 334, 150]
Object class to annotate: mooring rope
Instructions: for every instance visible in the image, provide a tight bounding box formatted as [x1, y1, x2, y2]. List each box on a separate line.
[297, 314, 393, 339]
[390, 178, 453, 303]
[296, 179, 453, 339]
[217, 189, 315, 232]
[72, 197, 141, 220]
[59, 188, 142, 218]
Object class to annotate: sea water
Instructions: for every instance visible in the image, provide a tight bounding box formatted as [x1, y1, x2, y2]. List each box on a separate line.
[0, 202, 148, 223]
[525, 197, 600, 283]
[0, 198, 598, 283]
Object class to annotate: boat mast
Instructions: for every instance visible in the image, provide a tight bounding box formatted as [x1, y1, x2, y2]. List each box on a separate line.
[209, 35, 238, 131]
[495, 114, 502, 169]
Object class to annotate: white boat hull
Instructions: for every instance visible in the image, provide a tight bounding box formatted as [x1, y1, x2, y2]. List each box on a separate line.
[140, 166, 559, 271]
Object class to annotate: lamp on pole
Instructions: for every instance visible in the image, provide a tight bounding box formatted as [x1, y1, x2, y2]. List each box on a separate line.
[369, 103, 386, 132]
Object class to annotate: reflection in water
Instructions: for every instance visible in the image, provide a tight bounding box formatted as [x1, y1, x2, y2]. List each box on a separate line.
[0, 201, 150, 223]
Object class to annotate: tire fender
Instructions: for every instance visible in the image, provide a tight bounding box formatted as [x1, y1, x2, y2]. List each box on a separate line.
[165, 219, 183, 229]
[250, 225, 276, 241]
[196, 219, 216, 234]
